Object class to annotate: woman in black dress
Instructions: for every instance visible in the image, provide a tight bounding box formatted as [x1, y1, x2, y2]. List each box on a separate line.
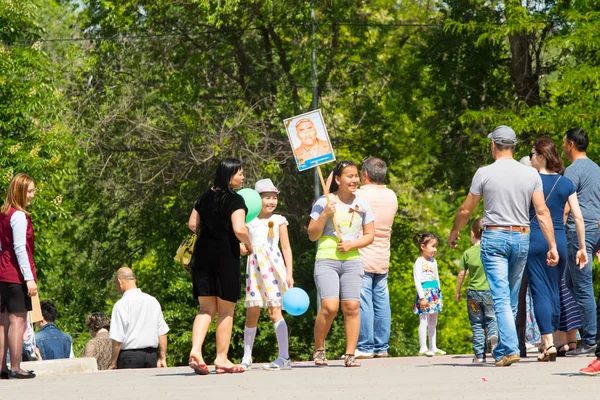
[187, 158, 254, 375]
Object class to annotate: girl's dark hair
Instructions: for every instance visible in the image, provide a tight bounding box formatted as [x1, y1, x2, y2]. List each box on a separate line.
[328, 160, 357, 193]
[471, 218, 484, 240]
[413, 232, 438, 248]
[212, 158, 243, 213]
[533, 135, 564, 174]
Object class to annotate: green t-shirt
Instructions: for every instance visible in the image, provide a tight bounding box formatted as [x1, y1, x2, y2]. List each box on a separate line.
[459, 244, 489, 291]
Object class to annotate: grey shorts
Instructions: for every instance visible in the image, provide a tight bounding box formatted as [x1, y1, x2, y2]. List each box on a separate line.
[314, 258, 363, 301]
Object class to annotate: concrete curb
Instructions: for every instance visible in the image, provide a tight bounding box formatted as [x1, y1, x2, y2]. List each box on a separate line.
[22, 358, 98, 376]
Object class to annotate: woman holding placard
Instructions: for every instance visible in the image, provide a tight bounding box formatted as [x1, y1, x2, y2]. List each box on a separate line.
[308, 160, 375, 368]
[187, 158, 254, 375]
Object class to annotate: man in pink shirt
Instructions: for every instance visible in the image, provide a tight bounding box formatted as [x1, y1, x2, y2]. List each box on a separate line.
[355, 158, 399, 358]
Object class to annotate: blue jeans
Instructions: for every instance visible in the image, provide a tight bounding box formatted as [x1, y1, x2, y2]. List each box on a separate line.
[480, 230, 529, 359]
[466, 289, 497, 358]
[357, 272, 391, 354]
[565, 229, 600, 345]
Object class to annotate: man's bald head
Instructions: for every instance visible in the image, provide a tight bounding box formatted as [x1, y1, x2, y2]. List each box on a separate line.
[116, 267, 136, 281]
[115, 266, 137, 294]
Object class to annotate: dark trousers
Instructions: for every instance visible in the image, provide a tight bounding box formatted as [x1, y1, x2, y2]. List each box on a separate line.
[595, 238, 600, 359]
[117, 348, 157, 369]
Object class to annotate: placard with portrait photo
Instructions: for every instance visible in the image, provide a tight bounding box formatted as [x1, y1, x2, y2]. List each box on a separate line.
[283, 109, 335, 171]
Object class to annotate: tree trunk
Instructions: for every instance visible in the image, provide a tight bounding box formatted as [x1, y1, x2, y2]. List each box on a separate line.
[509, 33, 541, 106]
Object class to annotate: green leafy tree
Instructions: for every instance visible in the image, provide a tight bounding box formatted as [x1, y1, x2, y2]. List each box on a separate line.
[0, 0, 76, 296]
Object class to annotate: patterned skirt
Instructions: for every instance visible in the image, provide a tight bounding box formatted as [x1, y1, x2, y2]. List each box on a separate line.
[244, 245, 288, 308]
[413, 284, 443, 315]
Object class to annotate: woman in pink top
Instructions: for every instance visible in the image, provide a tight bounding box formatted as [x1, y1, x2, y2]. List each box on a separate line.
[0, 173, 38, 379]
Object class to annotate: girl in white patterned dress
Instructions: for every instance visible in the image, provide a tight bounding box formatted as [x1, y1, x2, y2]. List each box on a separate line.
[412, 232, 445, 357]
[240, 179, 294, 371]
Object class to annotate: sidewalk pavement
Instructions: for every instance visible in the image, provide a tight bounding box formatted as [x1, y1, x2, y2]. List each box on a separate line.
[2, 354, 599, 399]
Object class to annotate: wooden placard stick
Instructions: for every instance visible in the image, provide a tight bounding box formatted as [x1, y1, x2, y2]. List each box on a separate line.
[316, 166, 343, 241]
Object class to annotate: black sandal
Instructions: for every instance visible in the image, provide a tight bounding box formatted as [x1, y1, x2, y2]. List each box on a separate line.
[537, 345, 556, 362]
[557, 341, 577, 357]
[313, 349, 328, 366]
[344, 353, 361, 367]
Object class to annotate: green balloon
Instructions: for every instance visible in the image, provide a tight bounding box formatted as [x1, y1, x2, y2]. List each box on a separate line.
[238, 188, 262, 223]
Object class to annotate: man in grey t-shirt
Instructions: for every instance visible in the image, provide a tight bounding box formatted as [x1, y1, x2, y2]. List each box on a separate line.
[561, 128, 600, 361]
[448, 125, 558, 367]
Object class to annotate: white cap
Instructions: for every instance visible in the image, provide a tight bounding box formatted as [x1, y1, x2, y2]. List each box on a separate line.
[254, 178, 279, 194]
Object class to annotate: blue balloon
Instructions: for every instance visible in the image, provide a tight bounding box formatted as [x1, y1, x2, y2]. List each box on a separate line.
[282, 287, 310, 316]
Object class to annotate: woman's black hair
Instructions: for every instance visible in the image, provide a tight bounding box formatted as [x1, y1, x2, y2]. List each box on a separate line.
[212, 157, 243, 214]
[213, 158, 243, 192]
[328, 160, 358, 193]
[413, 232, 438, 249]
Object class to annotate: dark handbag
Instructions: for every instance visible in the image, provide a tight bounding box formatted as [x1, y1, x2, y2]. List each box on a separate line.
[174, 232, 197, 274]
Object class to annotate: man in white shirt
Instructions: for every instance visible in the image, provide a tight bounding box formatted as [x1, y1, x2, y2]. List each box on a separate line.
[109, 267, 169, 369]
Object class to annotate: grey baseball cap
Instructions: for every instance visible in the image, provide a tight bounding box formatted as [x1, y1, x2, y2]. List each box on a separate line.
[487, 125, 517, 145]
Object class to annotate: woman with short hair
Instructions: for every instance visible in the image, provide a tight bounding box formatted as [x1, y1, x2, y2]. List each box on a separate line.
[82, 312, 111, 370]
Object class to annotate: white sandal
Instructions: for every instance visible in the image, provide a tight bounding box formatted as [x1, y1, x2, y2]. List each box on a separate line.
[262, 357, 291, 371]
[240, 358, 252, 371]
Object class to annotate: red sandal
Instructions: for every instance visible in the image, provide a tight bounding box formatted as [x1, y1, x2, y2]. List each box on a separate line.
[189, 356, 209, 375]
[215, 365, 245, 374]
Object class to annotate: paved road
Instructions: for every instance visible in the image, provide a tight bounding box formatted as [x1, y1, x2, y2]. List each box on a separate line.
[2, 355, 598, 399]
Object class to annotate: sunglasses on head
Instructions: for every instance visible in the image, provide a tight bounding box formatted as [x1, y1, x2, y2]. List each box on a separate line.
[336, 161, 354, 170]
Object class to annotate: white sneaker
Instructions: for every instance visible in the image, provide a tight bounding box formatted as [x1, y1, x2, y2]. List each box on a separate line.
[525, 342, 539, 353]
[262, 357, 291, 371]
[354, 349, 374, 359]
[240, 358, 252, 370]
[425, 350, 435, 357]
[418, 349, 429, 356]
[433, 348, 446, 355]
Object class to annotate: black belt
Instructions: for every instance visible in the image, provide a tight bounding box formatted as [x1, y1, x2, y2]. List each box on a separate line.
[120, 347, 157, 353]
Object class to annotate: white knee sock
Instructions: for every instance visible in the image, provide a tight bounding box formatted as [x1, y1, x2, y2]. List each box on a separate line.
[428, 313, 438, 351]
[243, 326, 257, 361]
[419, 314, 428, 352]
[273, 319, 289, 360]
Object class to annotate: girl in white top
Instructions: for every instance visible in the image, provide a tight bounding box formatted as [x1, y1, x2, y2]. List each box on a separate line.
[241, 179, 294, 371]
[412, 232, 445, 357]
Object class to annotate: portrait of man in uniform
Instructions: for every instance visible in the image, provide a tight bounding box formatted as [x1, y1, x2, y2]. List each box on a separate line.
[284, 110, 335, 171]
